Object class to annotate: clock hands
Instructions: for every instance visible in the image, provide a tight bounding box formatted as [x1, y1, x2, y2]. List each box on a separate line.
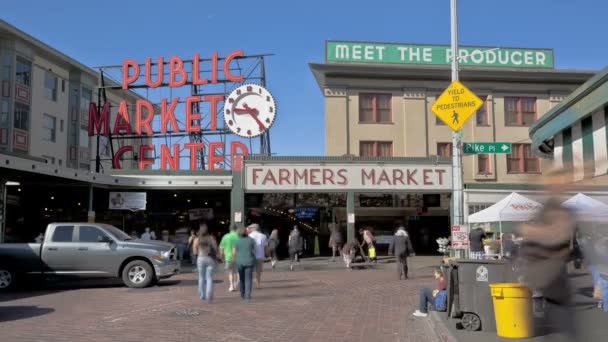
[234, 103, 266, 131]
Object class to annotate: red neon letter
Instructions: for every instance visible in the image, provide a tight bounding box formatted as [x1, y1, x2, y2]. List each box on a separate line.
[161, 97, 180, 133]
[223, 50, 244, 82]
[169, 56, 187, 87]
[160, 143, 180, 170]
[208, 142, 224, 170]
[136, 99, 154, 135]
[145, 57, 164, 88]
[88, 102, 109, 136]
[192, 53, 208, 86]
[139, 144, 155, 170]
[122, 59, 140, 89]
[185, 96, 201, 132]
[184, 142, 204, 170]
[113, 101, 132, 135]
[204, 94, 224, 130]
[230, 141, 249, 170]
[211, 52, 218, 84]
[112, 145, 133, 169]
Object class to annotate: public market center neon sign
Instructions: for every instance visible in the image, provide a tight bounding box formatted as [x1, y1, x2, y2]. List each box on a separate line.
[88, 51, 249, 170]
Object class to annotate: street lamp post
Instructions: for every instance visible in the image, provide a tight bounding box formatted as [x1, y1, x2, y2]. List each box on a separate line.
[450, 0, 464, 258]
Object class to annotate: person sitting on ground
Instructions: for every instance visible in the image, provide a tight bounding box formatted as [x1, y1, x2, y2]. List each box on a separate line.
[412, 268, 446, 317]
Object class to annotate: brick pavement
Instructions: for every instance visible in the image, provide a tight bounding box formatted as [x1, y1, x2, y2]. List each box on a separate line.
[0, 257, 443, 342]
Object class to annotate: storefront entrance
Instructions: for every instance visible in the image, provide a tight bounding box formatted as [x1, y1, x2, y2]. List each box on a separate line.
[231, 156, 453, 256]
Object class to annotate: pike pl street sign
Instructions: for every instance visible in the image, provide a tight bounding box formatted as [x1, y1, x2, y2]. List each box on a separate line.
[463, 142, 512, 154]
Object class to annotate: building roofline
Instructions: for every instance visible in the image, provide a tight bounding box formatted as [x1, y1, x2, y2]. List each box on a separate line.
[0, 19, 148, 102]
[529, 65, 608, 145]
[244, 155, 452, 165]
[308, 62, 597, 92]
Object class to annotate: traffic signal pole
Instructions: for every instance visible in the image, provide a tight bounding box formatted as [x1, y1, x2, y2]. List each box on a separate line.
[450, 0, 465, 258]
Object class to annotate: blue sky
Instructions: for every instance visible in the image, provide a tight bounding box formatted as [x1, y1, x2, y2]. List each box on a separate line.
[2, 0, 608, 157]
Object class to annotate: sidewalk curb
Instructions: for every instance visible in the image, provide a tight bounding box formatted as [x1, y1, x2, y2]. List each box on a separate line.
[428, 312, 458, 342]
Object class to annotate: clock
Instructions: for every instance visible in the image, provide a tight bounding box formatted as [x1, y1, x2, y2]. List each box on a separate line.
[223, 84, 276, 138]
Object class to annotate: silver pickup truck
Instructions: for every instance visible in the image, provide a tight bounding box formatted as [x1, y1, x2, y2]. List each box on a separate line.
[0, 223, 180, 290]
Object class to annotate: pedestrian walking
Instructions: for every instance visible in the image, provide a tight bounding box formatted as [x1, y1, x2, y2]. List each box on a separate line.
[469, 224, 487, 260]
[233, 226, 256, 302]
[517, 172, 579, 340]
[342, 239, 359, 269]
[192, 223, 219, 303]
[219, 224, 240, 292]
[267, 229, 280, 268]
[248, 223, 268, 289]
[388, 222, 415, 280]
[188, 229, 197, 265]
[329, 225, 343, 262]
[359, 227, 376, 262]
[288, 225, 304, 271]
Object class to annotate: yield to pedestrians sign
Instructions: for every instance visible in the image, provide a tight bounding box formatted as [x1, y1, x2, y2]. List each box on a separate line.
[431, 80, 484, 131]
[463, 142, 512, 154]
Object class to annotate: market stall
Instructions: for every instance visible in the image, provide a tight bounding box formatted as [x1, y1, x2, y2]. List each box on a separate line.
[468, 192, 543, 256]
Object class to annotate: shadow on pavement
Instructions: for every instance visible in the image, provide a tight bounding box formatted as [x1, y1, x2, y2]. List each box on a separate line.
[0, 306, 54, 322]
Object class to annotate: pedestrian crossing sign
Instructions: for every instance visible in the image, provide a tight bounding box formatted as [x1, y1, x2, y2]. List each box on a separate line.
[431, 80, 484, 131]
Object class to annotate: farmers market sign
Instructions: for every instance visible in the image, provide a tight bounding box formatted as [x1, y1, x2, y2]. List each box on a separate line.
[326, 41, 554, 68]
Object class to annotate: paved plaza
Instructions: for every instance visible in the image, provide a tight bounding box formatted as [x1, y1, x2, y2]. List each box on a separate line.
[0, 257, 444, 342]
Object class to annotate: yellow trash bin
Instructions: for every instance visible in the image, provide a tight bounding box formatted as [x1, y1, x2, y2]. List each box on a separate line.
[489, 283, 533, 339]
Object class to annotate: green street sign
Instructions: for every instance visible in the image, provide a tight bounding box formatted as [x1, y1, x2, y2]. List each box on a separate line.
[326, 41, 554, 68]
[463, 142, 512, 154]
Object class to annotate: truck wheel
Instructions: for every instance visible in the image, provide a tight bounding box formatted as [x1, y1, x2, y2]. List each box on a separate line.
[122, 260, 153, 288]
[0, 268, 15, 291]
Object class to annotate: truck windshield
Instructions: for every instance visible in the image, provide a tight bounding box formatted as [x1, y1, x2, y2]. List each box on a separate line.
[100, 224, 133, 241]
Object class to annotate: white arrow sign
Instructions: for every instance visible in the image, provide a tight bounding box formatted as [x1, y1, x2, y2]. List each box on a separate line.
[501, 144, 509, 151]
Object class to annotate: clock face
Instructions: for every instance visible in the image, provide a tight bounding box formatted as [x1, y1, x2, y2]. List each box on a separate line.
[223, 84, 276, 138]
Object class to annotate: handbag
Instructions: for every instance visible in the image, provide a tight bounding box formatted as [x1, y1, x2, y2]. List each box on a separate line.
[594, 282, 602, 300]
[368, 246, 376, 259]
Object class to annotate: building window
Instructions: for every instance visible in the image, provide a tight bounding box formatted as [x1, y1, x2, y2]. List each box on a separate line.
[507, 143, 540, 174]
[359, 93, 392, 123]
[2, 55, 11, 82]
[60, 119, 64, 132]
[476, 96, 489, 126]
[437, 143, 452, 157]
[15, 57, 31, 86]
[505, 97, 536, 126]
[478, 154, 491, 174]
[42, 114, 56, 142]
[13, 103, 29, 130]
[45, 72, 58, 101]
[81, 87, 92, 112]
[360, 141, 393, 157]
[61, 79, 66, 93]
[0, 100, 8, 128]
[79, 129, 89, 148]
[469, 204, 491, 215]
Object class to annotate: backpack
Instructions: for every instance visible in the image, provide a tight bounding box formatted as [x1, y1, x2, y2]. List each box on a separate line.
[434, 290, 447, 312]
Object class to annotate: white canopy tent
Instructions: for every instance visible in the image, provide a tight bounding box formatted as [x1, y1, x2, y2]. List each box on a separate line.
[562, 193, 608, 221]
[468, 192, 543, 224]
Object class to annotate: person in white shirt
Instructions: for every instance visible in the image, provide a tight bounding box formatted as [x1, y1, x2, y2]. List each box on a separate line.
[140, 227, 152, 240]
[247, 223, 268, 289]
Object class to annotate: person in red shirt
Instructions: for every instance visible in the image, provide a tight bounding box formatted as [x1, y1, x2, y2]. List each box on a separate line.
[413, 268, 446, 317]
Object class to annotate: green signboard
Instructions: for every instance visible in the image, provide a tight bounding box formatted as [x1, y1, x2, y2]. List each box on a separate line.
[463, 142, 512, 154]
[326, 41, 554, 68]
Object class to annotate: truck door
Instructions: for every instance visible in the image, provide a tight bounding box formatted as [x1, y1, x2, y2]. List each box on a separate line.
[43, 225, 80, 274]
[76, 225, 120, 275]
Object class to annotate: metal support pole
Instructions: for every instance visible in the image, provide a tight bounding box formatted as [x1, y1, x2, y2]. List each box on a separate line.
[0, 179, 6, 243]
[451, 0, 464, 258]
[87, 184, 95, 223]
[346, 191, 355, 242]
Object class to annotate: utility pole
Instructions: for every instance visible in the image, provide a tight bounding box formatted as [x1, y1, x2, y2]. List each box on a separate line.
[450, 0, 464, 258]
